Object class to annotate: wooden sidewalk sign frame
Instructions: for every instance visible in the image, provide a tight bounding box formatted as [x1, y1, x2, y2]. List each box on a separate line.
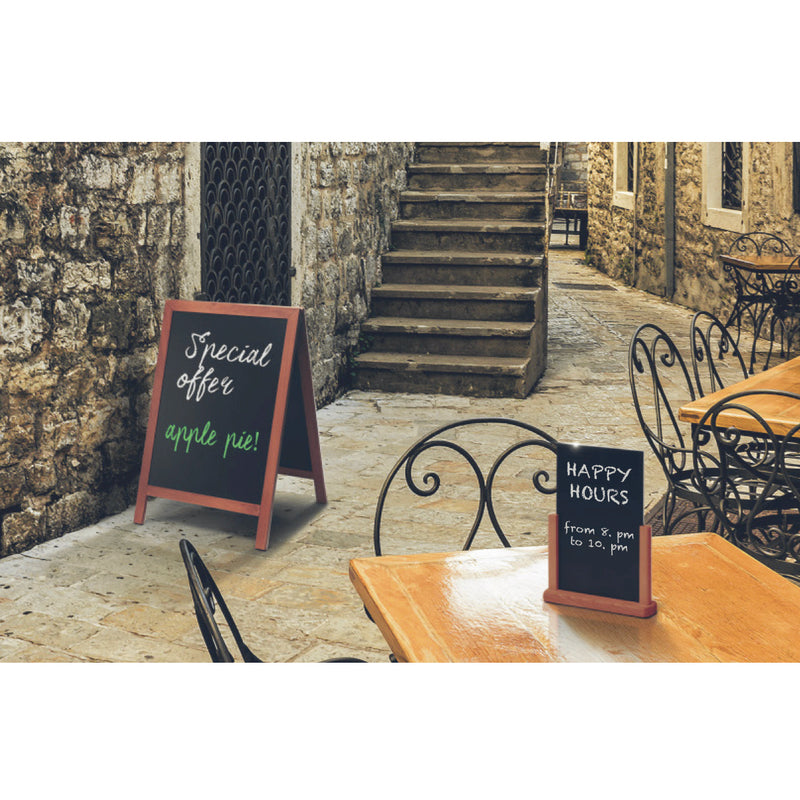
[543, 513, 657, 618]
[134, 299, 326, 550]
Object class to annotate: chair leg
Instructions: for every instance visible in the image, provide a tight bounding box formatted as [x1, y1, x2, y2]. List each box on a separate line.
[662, 491, 676, 535]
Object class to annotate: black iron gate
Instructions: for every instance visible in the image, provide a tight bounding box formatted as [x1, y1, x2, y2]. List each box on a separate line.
[200, 142, 293, 305]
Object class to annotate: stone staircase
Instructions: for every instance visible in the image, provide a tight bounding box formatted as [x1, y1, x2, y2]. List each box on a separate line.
[353, 142, 552, 397]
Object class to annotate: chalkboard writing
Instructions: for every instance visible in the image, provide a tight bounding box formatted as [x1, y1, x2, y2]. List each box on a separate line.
[148, 309, 286, 504]
[135, 300, 325, 550]
[544, 442, 656, 617]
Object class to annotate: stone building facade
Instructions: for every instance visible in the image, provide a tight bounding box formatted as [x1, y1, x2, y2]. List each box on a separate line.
[0, 142, 414, 556]
[586, 142, 800, 318]
[292, 142, 413, 402]
[561, 142, 588, 193]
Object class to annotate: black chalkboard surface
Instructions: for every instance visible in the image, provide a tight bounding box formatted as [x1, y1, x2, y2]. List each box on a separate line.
[543, 442, 657, 617]
[134, 300, 325, 550]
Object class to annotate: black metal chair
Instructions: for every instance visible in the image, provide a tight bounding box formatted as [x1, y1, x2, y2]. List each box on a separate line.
[373, 417, 558, 556]
[629, 323, 713, 535]
[179, 539, 366, 662]
[724, 232, 796, 372]
[689, 310, 749, 397]
[766, 253, 800, 367]
[690, 390, 800, 584]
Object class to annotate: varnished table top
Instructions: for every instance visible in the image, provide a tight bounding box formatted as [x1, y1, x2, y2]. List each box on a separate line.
[678, 355, 800, 435]
[720, 253, 799, 273]
[349, 533, 800, 662]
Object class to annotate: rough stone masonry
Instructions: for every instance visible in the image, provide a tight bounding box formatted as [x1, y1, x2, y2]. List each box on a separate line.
[0, 143, 195, 556]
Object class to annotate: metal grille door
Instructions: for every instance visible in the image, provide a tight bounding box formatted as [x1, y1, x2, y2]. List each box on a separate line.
[201, 142, 292, 305]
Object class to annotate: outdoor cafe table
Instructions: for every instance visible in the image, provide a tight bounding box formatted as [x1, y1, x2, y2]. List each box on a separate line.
[721, 251, 800, 372]
[349, 533, 800, 662]
[678, 353, 800, 435]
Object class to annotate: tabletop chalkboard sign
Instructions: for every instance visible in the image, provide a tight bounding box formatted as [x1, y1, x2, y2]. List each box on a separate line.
[134, 300, 325, 550]
[543, 442, 657, 617]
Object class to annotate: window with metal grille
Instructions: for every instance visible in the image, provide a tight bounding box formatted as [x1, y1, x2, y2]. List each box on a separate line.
[613, 142, 635, 209]
[626, 142, 635, 192]
[794, 142, 800, 214]
[721, 142, 742, 210]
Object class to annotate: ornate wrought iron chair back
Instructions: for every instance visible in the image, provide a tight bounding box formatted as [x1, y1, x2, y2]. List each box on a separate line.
[690, 390, 800, 584]
[629, 323, 711, 535]
[373, 418, 558, 556]
[727, 232, 794, 259]
[180, 539, 366, 662]
[690, 311, 749, 397]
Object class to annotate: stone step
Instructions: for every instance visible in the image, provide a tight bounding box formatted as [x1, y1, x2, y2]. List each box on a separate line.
[391, 218, 546, 254]
[361, 316, 535, 357]
[399, 190, 546, 221]
[414, 143, 548, 164]
[352, 351, 538, 398]
[371, 283, 541, 322]
[407, 163, 548, 192]
[381, 249, 544, 287]
[353, 141, 551, 399]
[381, 249, 544, 267]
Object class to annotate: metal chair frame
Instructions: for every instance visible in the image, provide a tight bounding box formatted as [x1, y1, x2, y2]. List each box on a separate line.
[723, 232, 797, 372]
[766, 253, 800, 367]
[180, 538, 260, 662]
[373, 417, 558, 556]
[690, 389, 800, 584]
[689, 310, 749, 397]
[629, 323, 713, 535]
[180, 539, 365, 662]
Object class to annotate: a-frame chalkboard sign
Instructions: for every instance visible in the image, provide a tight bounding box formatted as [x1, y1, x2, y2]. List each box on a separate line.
[134, 299, 325, 550]
[543, 442, 657, 618]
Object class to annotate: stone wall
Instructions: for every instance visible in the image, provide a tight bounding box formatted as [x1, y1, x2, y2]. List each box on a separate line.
[0, 142, 199, 556]
[586, 142, 800, 318]
[561, 142, 588, 191]
[292, 142, 414, 404]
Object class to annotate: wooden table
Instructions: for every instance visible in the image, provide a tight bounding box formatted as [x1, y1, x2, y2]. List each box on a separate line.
[678, 354, 800, 435]
[720, 253, 799, 273]
[349, 533, 800, 662]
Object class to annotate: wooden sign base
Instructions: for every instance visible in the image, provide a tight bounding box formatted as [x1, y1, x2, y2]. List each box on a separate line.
[543, 514, 657, 618]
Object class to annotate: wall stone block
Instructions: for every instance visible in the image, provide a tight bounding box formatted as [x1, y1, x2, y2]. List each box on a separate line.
[58, 205, 90, 249]
[61, 259, 112, 293]
[16, 257, 55, 294]
[2, 506, 46, 552]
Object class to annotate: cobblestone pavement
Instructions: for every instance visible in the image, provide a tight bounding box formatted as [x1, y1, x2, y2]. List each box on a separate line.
[0, 249, 717, 662]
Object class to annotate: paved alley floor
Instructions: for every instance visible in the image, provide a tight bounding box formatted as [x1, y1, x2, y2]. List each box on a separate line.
[0, 249, 712, 662]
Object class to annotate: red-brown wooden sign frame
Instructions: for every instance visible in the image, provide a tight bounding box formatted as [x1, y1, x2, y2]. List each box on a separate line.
[543, 514, 657, 617]
[134, 299, 325, 550]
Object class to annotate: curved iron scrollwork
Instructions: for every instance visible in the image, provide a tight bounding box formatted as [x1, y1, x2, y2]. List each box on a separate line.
[629, 323, 713, 535]
[692, 390, 800, 583]
[373, 418, 558, 555]
[690, 310, 748, 397]
[201, 142, 292, 305]
[728, 231, 794, 259]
